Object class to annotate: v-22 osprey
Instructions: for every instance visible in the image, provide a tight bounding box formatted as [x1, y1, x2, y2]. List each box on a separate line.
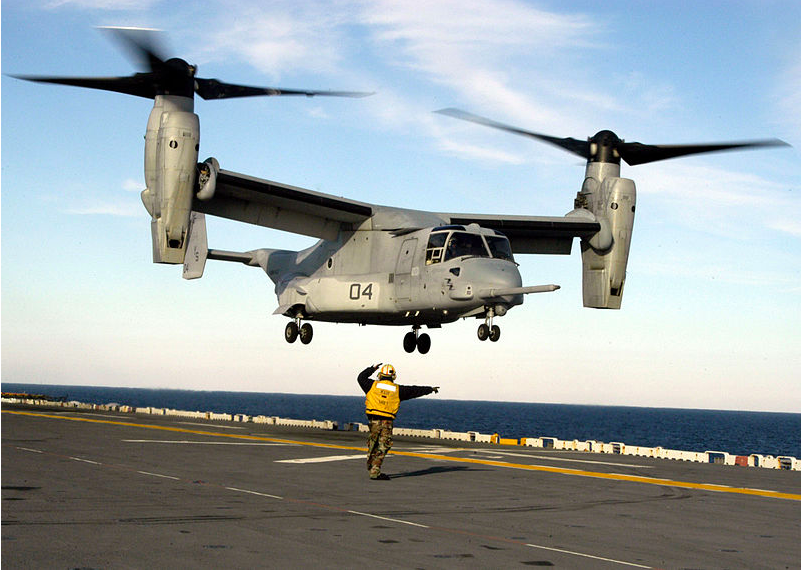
[17, 28, 788, 354]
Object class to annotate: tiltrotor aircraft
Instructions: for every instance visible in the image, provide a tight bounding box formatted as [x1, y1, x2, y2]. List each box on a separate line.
[17, 28, 788, 354]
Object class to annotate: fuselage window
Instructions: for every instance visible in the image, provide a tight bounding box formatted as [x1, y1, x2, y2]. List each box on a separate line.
[485, 235, 514, 261]
[444, 231, 489, 261]
[425, 231, 448, 265]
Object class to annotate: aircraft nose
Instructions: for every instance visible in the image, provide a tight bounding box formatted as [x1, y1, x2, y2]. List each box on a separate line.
[447, 259, 524, 303]
[466, 259, 522, 292]
[472, 259, 526, 306]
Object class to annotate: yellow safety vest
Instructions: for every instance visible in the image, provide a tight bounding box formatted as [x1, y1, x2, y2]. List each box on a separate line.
[365, 379, 401, 419]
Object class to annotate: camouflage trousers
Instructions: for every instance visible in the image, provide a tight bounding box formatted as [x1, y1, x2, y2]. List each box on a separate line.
[366, 418, 394, 477]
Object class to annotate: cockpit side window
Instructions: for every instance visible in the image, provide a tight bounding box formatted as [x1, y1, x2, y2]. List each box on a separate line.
[425, 231, 448, 265]
[486, 235, 514, 261]
[444, 232, 489, 261]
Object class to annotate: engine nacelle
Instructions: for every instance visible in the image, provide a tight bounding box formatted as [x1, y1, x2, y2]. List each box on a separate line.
[579, 176, 636, 309]
[142, 95, 200, 264]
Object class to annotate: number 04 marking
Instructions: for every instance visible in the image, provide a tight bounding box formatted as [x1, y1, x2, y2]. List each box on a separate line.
[349, 283, 374, 300]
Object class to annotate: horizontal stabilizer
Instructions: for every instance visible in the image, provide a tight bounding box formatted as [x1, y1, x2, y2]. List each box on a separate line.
[479, 284, 560, 299]
[207, 250, 256, 264]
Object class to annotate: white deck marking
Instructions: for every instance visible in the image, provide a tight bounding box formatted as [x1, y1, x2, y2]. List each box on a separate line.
[226, 487, 283, 500]
[400, 446, 466, 454]
[177, 422, 245, 430]
[525, 542, 651, 568]
[472, 449, 654, 468]
[347, 510, 430, 528]
[18, 447, 43, 453]
[123, 439, 288, 446]
[54, 411, 131, 419]
[137, 471, 180, 480]
[70, 457, 100, 465]
[276, 454, 366, 464]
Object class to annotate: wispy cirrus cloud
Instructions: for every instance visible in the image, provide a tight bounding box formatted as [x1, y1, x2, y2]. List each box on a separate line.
[769, 219, 801, 237]
[359, 0, 596, 126]
[636, 161, 799, 239]
[66, 202, 141, 216]
[191, 2, 359, 80]
[775, 44, 801, 140]
[66, 179, 143, 216]
[44, 0, 159, 9]
[122, 178, 144, 192]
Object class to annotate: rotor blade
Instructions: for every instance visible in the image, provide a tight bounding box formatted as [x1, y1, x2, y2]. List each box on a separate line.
[12, 73, 159, 99]
[195, 78, 373, 100]
[435, 108, 590, 159]
[618, 139, 791, 166]
[98, 26, 168, 73]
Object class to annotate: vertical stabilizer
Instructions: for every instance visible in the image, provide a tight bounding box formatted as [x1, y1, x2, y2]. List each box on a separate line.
[182, 212, 208, 280]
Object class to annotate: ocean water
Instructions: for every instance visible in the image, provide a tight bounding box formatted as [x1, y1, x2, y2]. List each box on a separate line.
[3, 383, 799, 458]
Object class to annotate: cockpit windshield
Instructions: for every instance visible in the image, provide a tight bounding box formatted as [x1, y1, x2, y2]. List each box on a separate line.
[444, 232, 488, 261]
[425, 228, 514, 264]
[485, 235, 514, 261]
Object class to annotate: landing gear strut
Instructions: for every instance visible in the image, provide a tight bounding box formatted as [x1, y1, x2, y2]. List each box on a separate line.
[477, 309, 501, 342]
[403, 326, 431, 354]
[285, 318, 313, 345]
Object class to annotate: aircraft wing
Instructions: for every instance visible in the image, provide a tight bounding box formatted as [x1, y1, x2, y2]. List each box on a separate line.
[191, 166, 599, 252]
[193, 169, 374, 240]
[443, 213, 601, 254]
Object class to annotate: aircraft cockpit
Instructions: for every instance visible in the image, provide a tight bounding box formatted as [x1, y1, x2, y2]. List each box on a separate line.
[425, 224, 514, 265]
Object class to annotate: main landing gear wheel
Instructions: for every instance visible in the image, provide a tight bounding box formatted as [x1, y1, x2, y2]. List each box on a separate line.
[403, 327, 431, 354]
[477, 323, 489, 341]
[403, 332, 417, 353]
[286, 319, 313, 345]
[417, 333, 431, 354]
[489, 324, 500, 342]
[299, 323, 314, 344]
[285, 321, 299, 343]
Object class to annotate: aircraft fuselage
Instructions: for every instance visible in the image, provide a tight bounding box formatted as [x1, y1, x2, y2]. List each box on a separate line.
[262, 224, 524, 327]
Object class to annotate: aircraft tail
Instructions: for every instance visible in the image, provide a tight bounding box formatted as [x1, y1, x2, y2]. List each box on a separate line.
[182, 212, 208, 280]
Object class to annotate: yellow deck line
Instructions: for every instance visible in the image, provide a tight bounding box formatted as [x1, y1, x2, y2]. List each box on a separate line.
[6, 409, 800, 502]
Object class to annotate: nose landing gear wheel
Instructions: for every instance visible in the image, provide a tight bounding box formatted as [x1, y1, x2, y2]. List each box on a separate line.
[299, 323, 314, 345]
[478, 308, 501, 343]
[285, 321, 299, 343]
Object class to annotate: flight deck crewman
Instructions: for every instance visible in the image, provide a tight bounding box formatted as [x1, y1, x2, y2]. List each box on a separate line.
[358, 363, 439, 480]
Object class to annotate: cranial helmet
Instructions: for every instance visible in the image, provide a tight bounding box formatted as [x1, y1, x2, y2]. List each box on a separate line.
[378, 364, 397, 380]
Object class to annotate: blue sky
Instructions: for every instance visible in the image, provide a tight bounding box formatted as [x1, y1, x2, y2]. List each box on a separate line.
[2, 1, 800, 412]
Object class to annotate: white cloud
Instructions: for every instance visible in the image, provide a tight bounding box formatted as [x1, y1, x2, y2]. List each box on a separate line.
[640, 163, 787, 206]
[638, 254, 799, 289]
[360, 0, 595, 118]
[775, 43, 801, 137]
[192, 2, 358, 80]
[44, 0, 158, 9]
[361, 0, 594, 59]
[435, 137, 525, 165]
[307, 107, 329, 119]
[67, 202, 141, 217]
[122, 178, 144, 192]
[769, 218, 801, 237]
[636, 161, 800, 239]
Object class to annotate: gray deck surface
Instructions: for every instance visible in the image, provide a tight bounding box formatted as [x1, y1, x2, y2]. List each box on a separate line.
[3, 403, 800, 569]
